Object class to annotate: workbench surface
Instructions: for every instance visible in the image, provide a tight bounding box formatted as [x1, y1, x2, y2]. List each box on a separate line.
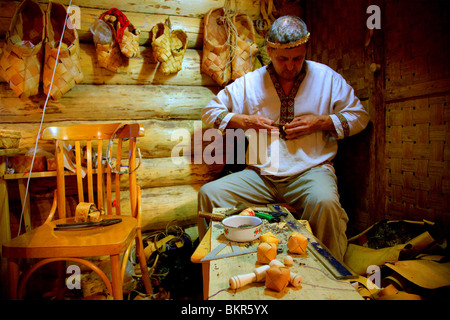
[192, 208, 362, 300]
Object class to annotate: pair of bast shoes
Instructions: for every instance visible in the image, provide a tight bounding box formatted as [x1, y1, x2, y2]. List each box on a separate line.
[202, 8, 259, 86]
[0, 0, 83, 100]
[93, 13, 188, 76]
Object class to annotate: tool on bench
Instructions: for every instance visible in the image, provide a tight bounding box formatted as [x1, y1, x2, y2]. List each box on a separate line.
[198, 203, 250, 222]
[254, 212, 280, 223]
[54, 218, 122, 231]
[200, 240, 258, 262]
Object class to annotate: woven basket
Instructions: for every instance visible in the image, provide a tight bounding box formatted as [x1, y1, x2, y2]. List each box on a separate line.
[160, 29, 188, 75]
[201, 8, 232, 86]
[232, 13, 259, 80]
[0, 0, 44, 98]
[151, 22, 171, 63]
[43, 1, 83, 100]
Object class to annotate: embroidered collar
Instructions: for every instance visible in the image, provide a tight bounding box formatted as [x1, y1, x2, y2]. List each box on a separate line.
[267, 62, 307, 124]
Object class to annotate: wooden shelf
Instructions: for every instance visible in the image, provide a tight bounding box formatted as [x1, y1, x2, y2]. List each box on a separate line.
[3, 171, 60, 180]
[0, 149, 22, 157]
[3, 170, 97, 180]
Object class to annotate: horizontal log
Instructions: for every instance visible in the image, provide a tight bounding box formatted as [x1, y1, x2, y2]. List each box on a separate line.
[0, 41, 217, 86]
[0, 83, 218, 123]
[134, 157, 224, 188]
[119, 184, 203, 231]
[0, 0, 261, 49]
[0, 0, 260, 21]
[0, 119, 222, 159]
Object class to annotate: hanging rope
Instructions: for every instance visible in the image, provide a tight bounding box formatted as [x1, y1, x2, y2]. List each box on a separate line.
[218, 0, 239, 73]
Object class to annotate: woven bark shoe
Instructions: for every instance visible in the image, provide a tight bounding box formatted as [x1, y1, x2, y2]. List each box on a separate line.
[201, 7, 231, 86]
[160, 29, 188, 75]
[0, 0, 45, 98]
[43, 1, 83, 100]
[231, 13, 259, 80]
[151, 22, 171, 63]
[92, 17, 128, 73]
[119, 23, 140, 58]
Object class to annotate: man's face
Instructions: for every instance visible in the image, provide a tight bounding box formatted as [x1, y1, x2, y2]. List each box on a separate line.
[267, 44, 307, 81]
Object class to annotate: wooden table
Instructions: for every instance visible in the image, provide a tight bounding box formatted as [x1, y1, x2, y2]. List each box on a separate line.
[191, 207, 362, 300]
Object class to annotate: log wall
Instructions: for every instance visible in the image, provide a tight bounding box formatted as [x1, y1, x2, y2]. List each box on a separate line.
[0, 0, 262, 232]
[2, 0, 449, 237]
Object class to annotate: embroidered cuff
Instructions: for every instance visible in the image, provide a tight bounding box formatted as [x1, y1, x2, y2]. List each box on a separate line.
[337, 113, 350, 137]
[214, 111, 229, 129]
[330, 114, 349, 139]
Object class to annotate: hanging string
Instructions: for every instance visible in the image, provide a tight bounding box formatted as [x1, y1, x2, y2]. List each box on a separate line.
[219, 0, 239, 73]
[17, 0, 73, 236]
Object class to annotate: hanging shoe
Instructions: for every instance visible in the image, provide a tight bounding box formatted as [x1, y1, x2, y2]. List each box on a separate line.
[119, 22, 140, 58]
[201, 7, 231, 86]
[43, 1, 83, 100]
[231, 13, 259, 80]
[151, 22, 171, 63]
[160, 29, 188, 75]
[0, 0, 45, 98]
[91, 12, 128, 73]
[102, 8, 140, 59]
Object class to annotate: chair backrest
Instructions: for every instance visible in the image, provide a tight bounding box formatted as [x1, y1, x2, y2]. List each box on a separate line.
[40, 123, 144, 219]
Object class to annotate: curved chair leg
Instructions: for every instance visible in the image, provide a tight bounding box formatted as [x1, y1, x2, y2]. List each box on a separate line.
[16, 257, 113, 300]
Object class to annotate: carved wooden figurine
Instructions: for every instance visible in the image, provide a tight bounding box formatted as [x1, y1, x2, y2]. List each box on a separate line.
[229, 265, 270, 289]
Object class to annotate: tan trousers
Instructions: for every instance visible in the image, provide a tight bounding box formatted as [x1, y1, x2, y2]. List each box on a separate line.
[198, 166, 349, 261]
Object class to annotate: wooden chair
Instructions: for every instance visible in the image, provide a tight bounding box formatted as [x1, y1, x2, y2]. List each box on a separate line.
[2, 123, 152, 299]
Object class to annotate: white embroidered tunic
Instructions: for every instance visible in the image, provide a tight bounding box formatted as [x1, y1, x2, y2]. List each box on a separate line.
[201, 60, 370, 176]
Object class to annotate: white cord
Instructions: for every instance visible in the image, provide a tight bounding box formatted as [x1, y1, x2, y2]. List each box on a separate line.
[17, 0, 73, 236]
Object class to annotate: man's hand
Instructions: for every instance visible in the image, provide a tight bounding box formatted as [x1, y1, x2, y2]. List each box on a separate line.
[283, 115, 334, 139]
[228, 114, 279, 132]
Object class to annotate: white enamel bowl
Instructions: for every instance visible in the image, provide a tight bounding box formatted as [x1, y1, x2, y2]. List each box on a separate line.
[221, 216, 263, 242]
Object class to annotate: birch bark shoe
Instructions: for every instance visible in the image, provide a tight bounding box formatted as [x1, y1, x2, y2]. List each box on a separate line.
[201, 7, 231, 86]
[119, 23, 140, 58]
[231, 13, 259, 80]
[151, 22, 171, 63]
[0, 0, 45, 98]
[43, 1, 83, 100]
[92, 13, 128, 73]
[160, 29, 188, 75]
